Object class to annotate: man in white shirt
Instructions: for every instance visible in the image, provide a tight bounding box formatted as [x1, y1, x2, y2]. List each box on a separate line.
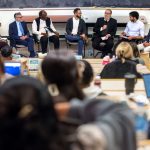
[120, 11, 144, 42]
[32, 10, 59, 53]
[65, 8, 87, 56]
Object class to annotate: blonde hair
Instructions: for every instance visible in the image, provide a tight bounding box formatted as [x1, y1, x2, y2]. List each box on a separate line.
[115, 42, 133, 63]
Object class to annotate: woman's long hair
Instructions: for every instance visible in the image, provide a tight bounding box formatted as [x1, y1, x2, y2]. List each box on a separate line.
[115, 42, 133, 63]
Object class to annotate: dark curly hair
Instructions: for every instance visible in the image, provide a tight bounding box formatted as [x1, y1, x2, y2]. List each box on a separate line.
[0, 76, 59, 150]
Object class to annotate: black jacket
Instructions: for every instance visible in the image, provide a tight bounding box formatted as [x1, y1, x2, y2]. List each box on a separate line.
[66, 18, 86, 35]
[100, 59, 141, 78]
[93, 17, 117, 38]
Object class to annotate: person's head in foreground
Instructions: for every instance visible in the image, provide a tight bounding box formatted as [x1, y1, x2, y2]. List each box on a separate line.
[78, 60, 94, 88]
[0, 45, 13, 61]
[0, 76, 59, 150]
[41, 51, 84, 102]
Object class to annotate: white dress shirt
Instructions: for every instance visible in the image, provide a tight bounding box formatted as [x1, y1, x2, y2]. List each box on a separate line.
[124, 20, 144, 37]
[72, 17, 79, 35]
[32, 19, 56, 40]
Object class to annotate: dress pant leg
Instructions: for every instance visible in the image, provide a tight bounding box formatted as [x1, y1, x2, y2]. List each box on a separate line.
[40, 36, 48, 53]
[15, 38, 35, 57]
[78, 39, 84, 55]
[92, 37, 102, 50]
[26, 37, 35, 57]
[104, 38, 114, 56]
[49, 35, 60, 50]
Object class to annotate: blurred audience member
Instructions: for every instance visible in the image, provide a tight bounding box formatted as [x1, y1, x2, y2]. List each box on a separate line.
[0, 76, 62, 150]
[78, 60, 103, 99]
[0, 40, 8, 49]
[0, 45, 13, 61]
[68, 98, 136, 150]
[0, 57, 13, 84]
[100, 42, 141, 78]
[41, 51, 84, 102]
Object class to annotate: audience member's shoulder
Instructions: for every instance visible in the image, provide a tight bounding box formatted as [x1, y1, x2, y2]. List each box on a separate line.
[126, 59, 137, 65]
[109, 59, 122, 65]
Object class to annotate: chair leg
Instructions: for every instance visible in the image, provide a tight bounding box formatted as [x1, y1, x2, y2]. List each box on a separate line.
[94, 51, 101, 58]
[95, 52, 99, 58]
[37, 43, 40, 52]
[83, 42, 86, 58]
[93, 48, 95, 58]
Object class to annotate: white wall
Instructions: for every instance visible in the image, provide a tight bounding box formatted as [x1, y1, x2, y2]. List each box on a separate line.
[0, 7, 150, 36]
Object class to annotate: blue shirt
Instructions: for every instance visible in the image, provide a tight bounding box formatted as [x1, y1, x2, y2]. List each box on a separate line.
[16, 21, 24, 36]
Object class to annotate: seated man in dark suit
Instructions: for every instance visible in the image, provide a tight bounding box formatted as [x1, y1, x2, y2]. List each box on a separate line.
[9, 12, 36, 57]
[65, 8, 87, 56]
[92, 9, 117, 58]
[32, 10, 60, 53]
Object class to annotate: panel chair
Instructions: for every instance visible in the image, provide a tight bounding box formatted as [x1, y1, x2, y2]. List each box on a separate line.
[8, 37, 29, 57]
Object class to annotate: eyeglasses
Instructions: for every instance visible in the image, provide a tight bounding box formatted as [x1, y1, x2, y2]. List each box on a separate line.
[105, 12, 111, 14]
[16, 16, 22, 18]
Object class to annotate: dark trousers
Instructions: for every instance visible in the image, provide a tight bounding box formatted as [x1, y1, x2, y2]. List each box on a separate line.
[15, 37, 35, 57]
[92, 37, 114, 57]
[40, 35, 60, 53]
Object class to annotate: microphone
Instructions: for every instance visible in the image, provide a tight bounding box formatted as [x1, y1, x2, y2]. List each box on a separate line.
[44, 26, 54, 33]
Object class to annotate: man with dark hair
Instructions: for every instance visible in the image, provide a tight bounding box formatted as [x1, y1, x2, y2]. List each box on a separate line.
[92, 9, 117, 58]
[120, 11, 144, 42]
[9, 12, 36, 57]
[65, 8, 87, 56]
[32, 10, 60, 53]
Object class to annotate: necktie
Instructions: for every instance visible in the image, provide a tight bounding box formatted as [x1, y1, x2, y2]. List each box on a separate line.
[19, 22, 24, 36]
